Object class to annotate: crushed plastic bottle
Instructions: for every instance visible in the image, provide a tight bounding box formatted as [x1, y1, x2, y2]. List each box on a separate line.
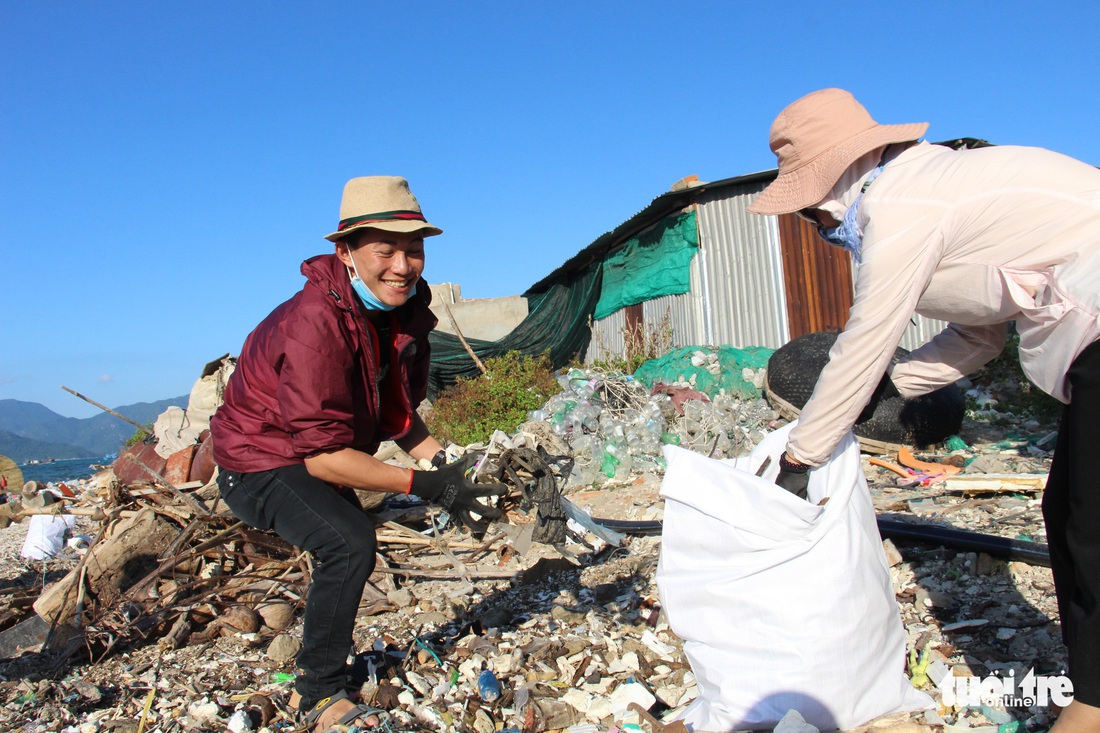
[477, 669, 501, 702]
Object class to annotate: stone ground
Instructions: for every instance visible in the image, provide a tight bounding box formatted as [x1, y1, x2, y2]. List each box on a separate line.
[0, 414, 1067, 733]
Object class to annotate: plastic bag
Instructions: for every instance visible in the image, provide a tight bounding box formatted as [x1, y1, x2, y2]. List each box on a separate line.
[656, 422, 931, 731]
[21, 513, 76, 561]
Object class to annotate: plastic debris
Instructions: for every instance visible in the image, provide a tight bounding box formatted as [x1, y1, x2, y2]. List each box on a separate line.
[528, 366, 780, 488]
[477, 668, 501, 702]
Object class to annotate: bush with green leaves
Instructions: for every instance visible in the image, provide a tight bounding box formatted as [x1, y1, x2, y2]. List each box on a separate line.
[123, 424, 154, 448]
[426, 351, 562, 447]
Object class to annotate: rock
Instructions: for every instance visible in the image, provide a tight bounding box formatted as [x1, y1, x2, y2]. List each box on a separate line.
[418, 610, 448, 627]
[266, 633, 300, 663]
[387, 588, 414, 608]
[551, 605, 585, 623]
[70, 678, 103, 702]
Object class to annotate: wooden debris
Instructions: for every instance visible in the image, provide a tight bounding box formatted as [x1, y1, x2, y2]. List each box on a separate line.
[942, 472, 1048, 493]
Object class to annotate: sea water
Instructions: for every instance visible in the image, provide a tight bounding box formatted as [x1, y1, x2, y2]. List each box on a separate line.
[18, 456, 113, 485]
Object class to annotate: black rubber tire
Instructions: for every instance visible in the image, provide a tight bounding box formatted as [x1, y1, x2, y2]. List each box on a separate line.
[765, 331, 965, 447]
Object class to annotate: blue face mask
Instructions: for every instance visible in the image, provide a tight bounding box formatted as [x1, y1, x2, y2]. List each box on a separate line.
[816, 164, 886, 264]
[347, 261, 417, 312]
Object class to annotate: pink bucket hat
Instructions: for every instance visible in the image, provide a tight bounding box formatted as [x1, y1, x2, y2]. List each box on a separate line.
[324, 176, 442, 242]
[747, 89, 928, 215]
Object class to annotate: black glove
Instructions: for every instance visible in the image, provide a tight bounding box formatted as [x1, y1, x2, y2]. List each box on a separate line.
[857, 374, 902, 423]
[776, 451, 810, 500]
[409, 454, 507, 533]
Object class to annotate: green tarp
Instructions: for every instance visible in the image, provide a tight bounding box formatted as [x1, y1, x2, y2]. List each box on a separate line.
[427, 211, 698, 396]
[634, 345, 775, 399]
[593, 211, 698, 320]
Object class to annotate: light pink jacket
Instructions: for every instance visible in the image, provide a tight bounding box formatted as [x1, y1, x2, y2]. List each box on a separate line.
[788, 141, 1100, 466]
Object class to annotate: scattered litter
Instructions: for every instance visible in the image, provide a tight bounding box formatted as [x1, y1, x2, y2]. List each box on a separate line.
[0, 354, 1066, 733]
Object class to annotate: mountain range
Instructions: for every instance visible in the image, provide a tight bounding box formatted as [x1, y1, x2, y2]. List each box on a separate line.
[0, 396, 190, 463]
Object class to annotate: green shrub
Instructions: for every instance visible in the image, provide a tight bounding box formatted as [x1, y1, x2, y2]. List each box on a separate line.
[427, 351, 561, 447]
[123, 424, 154, 448]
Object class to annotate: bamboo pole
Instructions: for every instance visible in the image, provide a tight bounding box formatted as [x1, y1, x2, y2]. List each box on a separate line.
[60, 385, 151, 435]
[440, 300, 487, 374]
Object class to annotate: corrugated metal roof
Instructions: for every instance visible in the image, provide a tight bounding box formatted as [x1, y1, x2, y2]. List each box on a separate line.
[524, 169, 776, 296]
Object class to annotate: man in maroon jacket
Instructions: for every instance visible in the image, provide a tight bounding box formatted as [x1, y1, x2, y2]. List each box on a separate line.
[211, 176, 504, 731]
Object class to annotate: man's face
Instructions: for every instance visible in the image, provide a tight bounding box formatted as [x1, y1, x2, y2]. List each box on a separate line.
[337, 229, 426, 308]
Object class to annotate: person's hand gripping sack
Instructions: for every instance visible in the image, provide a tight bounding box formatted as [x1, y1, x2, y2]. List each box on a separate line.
[409, 453, 507, 533]
[776, 450, 811, 500]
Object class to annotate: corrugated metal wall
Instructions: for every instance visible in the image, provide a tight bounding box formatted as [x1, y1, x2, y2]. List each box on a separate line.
[778, 213, 855, 337]
[584, 180, 945, 360]
[693, 186, 790, 348]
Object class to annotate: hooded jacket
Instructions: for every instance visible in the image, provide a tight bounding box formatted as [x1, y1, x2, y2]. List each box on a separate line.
[211, 253, 437, 473]
[788, 141, 1100, 466]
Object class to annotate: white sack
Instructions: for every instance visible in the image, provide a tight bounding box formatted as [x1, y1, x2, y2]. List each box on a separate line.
[154, 357, 236, 458]
[21, 513, 77, 561]
[656, 423, 931, 732]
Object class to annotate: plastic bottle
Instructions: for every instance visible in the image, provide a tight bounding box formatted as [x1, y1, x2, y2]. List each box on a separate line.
[514, 682, 529, 711]
[478, 669, 501, 702]
[601, 448, 620, 478]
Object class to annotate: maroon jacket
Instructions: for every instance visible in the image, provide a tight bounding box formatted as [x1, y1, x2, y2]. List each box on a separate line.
[211, 254, 437, 473]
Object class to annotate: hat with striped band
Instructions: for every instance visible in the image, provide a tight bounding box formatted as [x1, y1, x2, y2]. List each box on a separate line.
[324, 176, 442, 242]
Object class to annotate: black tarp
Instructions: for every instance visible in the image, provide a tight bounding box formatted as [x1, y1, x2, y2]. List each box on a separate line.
[427, 264, 602, 397]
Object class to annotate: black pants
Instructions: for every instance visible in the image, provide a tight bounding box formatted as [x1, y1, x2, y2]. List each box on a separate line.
[1043, 338, 1100, 707]
[217, 465, 377, 711]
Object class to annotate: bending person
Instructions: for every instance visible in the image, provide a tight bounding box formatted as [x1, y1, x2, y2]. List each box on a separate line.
[211, 176, 504, 732]
[748, 88, 1100, 733]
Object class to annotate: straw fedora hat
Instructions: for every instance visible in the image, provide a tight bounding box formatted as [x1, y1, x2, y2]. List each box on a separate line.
[324, 176, 442, 242]
[747, 89, 928, 215]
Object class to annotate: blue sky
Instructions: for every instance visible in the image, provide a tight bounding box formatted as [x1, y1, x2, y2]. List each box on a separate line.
[3, 1, 1098, 418]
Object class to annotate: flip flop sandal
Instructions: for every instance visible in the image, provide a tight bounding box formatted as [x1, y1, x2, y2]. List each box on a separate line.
[301, 689, 385, 732]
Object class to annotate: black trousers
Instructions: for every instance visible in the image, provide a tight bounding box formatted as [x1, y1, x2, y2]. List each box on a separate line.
[1043, 338, 1100, 707]
[217, 465, 377, 711]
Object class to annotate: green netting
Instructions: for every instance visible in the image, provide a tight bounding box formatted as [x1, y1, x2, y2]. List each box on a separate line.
[593, 211, 698, 320]
[427, 264, 602, 397]
[633, 345, 776, 399]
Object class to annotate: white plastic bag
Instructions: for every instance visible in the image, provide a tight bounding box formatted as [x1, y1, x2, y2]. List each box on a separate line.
[656, 423, 931, 731]
[21, 513, 76, 561]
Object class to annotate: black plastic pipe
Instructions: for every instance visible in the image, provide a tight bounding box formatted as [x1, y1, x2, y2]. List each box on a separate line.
[592, 516, 1051, 567]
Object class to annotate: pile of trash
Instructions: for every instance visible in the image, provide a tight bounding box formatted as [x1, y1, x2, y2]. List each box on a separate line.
[0, 344, 1072, 733]
[530, 348, 782, 487]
